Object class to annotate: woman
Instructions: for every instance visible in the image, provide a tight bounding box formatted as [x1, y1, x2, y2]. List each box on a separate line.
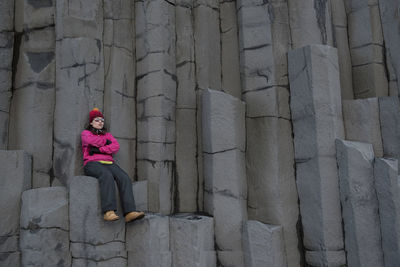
[81, 108, 145, 222]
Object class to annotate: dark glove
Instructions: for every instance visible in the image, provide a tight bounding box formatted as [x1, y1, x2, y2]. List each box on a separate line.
[105, 139, 112, 145]
[89, 146, 102, 156]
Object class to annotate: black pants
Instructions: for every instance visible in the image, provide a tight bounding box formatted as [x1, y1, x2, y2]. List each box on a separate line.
[84, 161, 136, 215]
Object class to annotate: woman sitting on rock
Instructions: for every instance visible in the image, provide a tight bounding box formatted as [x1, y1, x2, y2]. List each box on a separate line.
[81, 108, 145, 222]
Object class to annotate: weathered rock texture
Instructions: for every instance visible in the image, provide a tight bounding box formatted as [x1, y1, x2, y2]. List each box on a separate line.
[103, 0, 136, 180]
[243, 220, 286, 267]
[0, 150, 31, 267]
[202, 89, 247, 267]
[0, 0, 14, 150]
[237, 1, 300, 265]
[288, 0, 334, 48]
[336, 139, 384, 267]
[10, 0, 55, 188]
[135, 0, 176, 215]
[170, 214, 216, 267]
[288, 44, 346, 266]
[20, 187, 70, 266]
[345, 0, 388, 98]
[54, 0, 104, 186]
[343, 98, 383, 157]
[378, 0, 400, 96]
[374, 158, 400, 266]
[379, 96, 400, 169]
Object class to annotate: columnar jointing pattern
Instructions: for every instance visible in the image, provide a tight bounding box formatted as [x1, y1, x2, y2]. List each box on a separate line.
[0, 0, 14, 150]
[9, 0, 55, 188]
[53, 0, 105, 186]
[103, 0, 137, 179]
[288, 45, 346, 267]
[377, 0, 400, 96]
[287, 0, 334, 48]
[330, 0, 354, 99]
[0, 150, 31, 267]
[236, 0, 300, 266]
[202, 89, 247, 267]
[336, 140, 384, 267]
[374, 158, 400, 266]
[135, 0, 176, 215]
[20, 187, 70, 266]
[345, 0, 388, 98]
[175, 0, 199, 212]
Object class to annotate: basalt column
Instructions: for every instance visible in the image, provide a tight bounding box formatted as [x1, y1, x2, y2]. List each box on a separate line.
[54, 0, 105, 185]
[237, 0, 300, 266]
[345, 0, 388, 98]
[135, 0, 176, 214]
[0, 0, 13, 150]
[175, 0, 199, 212]
[103, 0, 136, 179]
[287, 0, 334, 48]
[9, 0, 55, 188]
[288, 45, 346, 266]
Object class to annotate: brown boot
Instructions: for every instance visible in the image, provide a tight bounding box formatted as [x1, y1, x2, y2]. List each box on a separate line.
[125, 211, 145, 223]
[104, 211, 119, 221]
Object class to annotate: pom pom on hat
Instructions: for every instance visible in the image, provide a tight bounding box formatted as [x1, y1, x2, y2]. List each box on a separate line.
[89, 108, 104, 122]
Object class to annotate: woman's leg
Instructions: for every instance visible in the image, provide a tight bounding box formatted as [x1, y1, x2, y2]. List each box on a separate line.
[108, 163, 136, 215]
[84, 162, 117, 214]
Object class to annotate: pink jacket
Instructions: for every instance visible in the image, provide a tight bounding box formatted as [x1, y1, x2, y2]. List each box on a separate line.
[81, 130, 120, 165]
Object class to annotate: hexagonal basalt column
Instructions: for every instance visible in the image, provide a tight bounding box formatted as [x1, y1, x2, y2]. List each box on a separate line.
[20, 187, 70, 266]
[0, 150, 31, 267]
[288, 44, 346, 266]
[374, 158, 400, 266]
[336, 140, 384, 267]
[202, 89, 247, 267]
[135, 0, 176, 215]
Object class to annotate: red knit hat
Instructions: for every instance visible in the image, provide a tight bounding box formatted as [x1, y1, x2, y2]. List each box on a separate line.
[89, 108, 104, 122]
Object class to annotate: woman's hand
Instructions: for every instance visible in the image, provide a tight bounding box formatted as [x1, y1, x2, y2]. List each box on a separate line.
[89, 146, 102, 155]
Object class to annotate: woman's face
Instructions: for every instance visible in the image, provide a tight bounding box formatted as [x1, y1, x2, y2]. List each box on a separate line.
[90, 117, 104, 130]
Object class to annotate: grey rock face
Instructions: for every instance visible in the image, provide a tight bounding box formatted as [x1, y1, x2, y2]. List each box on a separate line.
[220, 0, 241, 99]
[237, 3, 300, 264]
[0, 150, 31, 267]
[379, 97, 400, 169]
[194, 0, 221, 91]
[0, 0, 14, 149]
[69, 176, 125, 245]
[54, 0, 104, 185]
[377, 0, 400, 97]
[175, 1, 199, 212]
[132, 180, 148, 212]
[243, 221, 286, 267]
[126, 214, 171, 267]
[374, 158, 400, 267]
[103, 0, 136, 180]
[288, 45, 345, 266]
[10, 0, 55, 188]
[288, 0, 334, 48]
[336, 139, 384, 267]
[170, 214, 216, 267]
[343, 98, 383, 157]
[73, 258, 127, 267]
[330, 0, 354, 99]
[135, 0, 176, 215]
[345, 0, 388, 98]
[202, 89, 247, 267]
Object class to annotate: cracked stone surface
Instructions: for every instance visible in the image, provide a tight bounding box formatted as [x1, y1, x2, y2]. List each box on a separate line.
[345, 0, 388, 98]
[336, 139, 384, 267]
[288, 45, 345, 266]
[202, 89, 247, 267]
[243, 221, 286, 267]
[288, 0, 334, 48]
[374, 158, 400, 266]
[343, 98, 383, 157]
[135, 0, 176, 215]
[170, 214, 216, 267]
